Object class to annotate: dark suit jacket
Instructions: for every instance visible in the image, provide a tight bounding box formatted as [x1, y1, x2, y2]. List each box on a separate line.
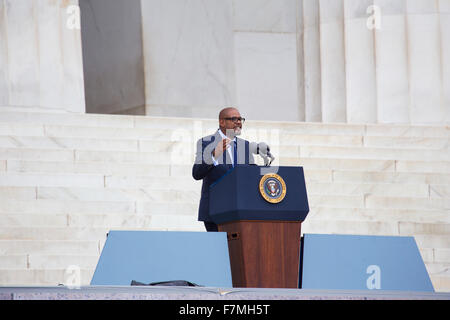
[192, 130, 254, 222]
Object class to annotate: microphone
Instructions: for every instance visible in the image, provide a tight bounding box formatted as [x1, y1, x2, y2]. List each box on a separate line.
[249, 142, 275, 166]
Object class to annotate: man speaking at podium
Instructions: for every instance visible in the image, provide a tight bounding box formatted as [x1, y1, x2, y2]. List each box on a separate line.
[192, 107, 254, 232]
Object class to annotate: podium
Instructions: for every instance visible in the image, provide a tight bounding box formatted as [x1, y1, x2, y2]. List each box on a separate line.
[209, 165, 309, 288]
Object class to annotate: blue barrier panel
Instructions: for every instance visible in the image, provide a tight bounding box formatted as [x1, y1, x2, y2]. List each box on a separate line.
[301, 234, 434, 292]
[90, 230, 232, 287]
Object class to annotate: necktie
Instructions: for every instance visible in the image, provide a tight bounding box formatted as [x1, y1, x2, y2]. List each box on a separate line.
[233, 140, 237, 167]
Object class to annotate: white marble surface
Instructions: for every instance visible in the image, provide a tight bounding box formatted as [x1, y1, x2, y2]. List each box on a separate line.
[38, 1, 64, 109]
[2, 0, 450, 125]
[407, 0, 438, 13]
[407, 13, 444, 124]
[440, 0, 450, 12]
[0, 0, 85, 112]
[59, 0, 85, 113]
[79, 0, 145, 115]
[232, 0, 297, 33]
[319, 0, 347, 122]
[141, 0, 235, 116]
[302, 0, 322, 122]
[234, 32, 299, 121]
[319, 0, 345, 22]
[296, 0, 305, 121]
[344, 18, 377, 123]
[375, 15, 410, 123]
[0, 1, 8, 106]
[344, 0, 374, 19]
[374, 0, 406, 15]
[0, 109, 449, 289]
[440, 13, 450, 124]
[4, 0, 40, 107]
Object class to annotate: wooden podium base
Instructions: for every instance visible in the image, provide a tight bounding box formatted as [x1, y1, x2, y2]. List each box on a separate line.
[218, 220, 302, 288]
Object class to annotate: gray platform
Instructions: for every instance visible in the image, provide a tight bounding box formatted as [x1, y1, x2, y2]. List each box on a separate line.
[0, 286, 449, 300]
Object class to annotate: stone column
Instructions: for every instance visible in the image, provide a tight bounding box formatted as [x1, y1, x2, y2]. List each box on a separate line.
[0, 0, 85, 113]
[301, 0, 322, 122]
[319, 0, 347, 122]
[440, 0, 450, 123]
[374, 0, 410, 123]
[344, 0, 377, 123]
[407, 0, 445, 124]
[0, 1, 8, 106]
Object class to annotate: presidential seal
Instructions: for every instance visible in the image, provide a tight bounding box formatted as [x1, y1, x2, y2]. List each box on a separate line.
[259, 173, 287, 203]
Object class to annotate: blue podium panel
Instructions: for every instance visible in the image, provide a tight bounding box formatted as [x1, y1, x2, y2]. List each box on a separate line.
[210, 166, 309, 224]
[90, 231, 232, 287]
[301, 234, 434, 292]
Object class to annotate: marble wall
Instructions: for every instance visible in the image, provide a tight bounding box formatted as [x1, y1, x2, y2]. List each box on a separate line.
[139, 0, 449, 124]
[1, 0, 449, 124]
[0, 0, 85, 113]
[79, 0, 145, 115]
[140, 0, 236, 119]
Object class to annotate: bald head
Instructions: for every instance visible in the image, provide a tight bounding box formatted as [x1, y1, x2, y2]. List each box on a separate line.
[219, 107, 239, 120]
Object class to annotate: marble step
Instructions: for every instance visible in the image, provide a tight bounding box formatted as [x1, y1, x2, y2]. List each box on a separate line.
[1, 136, 448, 161]
[0, 172, 105, 188]
[0, 214, 68, 227]
[331, 171, 450, 185]
[33, 187, 201, 202]
[307, 207, 450, 224]
[298, 145, 449, 162]
[0, 227, 123, 241]
[431, 275, 450, 292]
[0, 199, 199, 215]
[0, 195, 446, 215]
[5, 160, 173, 176]
[0, 133, 363, 148]
[0, 240, 100, 255]
[0, 172, 202, 189]
[1, 206, 448, 230]
[0, 181, 439, 202]
[1, 169, 449, 189]
[0, 268, 95, 286]
[1, 109, 448, 138]
[306, 182, 431, 198]
[0, 255, 99, 269]
[414, 235, 450, 249]
[3, 159, 449, 176]
[0, 116, 448, 143]
[66, 214, 203, 230]
[309, 195, 449, 211]
[303, 219, 450, 236]
[20, 181, 442, 200]
[435, 249, 450, 263]
[425, 262, 450, 292]
[0, 148, 174, 164]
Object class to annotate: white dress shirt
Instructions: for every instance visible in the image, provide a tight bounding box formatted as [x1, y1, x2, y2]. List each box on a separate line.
[212, 129, 236, 166]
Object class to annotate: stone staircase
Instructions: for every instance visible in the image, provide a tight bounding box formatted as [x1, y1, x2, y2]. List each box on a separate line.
[0, 108, 448, 291]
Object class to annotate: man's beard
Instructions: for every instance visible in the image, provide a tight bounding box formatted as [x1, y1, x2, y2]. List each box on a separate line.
[225, 127, 241, 138]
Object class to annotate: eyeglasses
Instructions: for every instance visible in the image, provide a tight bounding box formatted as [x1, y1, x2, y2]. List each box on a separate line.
[222, 117, 246, 123]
